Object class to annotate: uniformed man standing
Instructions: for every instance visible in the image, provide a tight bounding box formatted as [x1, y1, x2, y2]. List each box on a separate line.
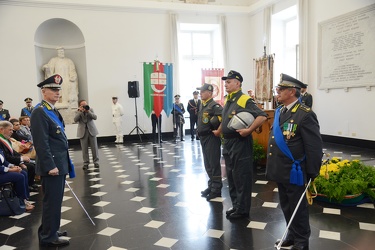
[172, 95, 185, 142]
[31, 74, 72, 247]
[214, 70, 267, 219]
[266, 73, 322, 250]
[299, 84, 313, 108]
[0, 100, 11, 121]
[20, 97, 34, 117]
[187, 91, 201, 141]
[112, 96, 124, 143]
[196, 83, 223, 201]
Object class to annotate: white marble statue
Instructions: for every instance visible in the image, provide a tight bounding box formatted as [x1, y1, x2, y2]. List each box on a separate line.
[42, 47, 79, 109]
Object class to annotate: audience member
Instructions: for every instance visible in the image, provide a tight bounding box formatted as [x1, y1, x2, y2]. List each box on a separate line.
[0, 100, 10, 121]
[0, 121, 37, 192]
[0, 148, 34, 211]
[74, 100, 99, 170]
[187, 91, 201, 141]
[112, 97, 124, 143]
[20, 97, 34, 117]
[18, 116, 33, 142]
[214, 70, 267, 219]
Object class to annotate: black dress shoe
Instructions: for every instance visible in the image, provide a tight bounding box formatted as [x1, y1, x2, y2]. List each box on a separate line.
[275, 238, 294, 249]
[29, 186, 38, 192]
[57, 230, 68, 237]
[41, 238, 70, 247]
[227, 211, 249, 219]
[83, 165, 88, 170]
[181, 139, 185, 141]
[94, 163, 100, 168]
[206, 193, 221, 201]
[201, 188, 210, 197]
[226, 207, 236, 215]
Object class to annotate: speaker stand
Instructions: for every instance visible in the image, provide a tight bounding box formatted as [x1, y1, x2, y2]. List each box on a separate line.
[129, 97, 145, 142]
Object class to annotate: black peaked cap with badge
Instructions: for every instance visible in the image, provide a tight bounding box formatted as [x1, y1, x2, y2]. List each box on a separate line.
[37, 74, 63, 89]
[196, 83, 213, 92]
[278, 73, 307, 89]
[221, 70, 243, 83]
[0, 100, 3, 105]
[193, 90, 199, 95]
[174, 94, 181, 98]
[24, 97, 33, 102]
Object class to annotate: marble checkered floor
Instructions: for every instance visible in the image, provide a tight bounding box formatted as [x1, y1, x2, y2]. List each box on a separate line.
[0, 138, 375, 249]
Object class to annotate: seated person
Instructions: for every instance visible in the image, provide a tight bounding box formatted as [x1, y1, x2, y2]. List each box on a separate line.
[0, 148, 34, 211]
[9, 119, 36, 159]
[0, 121, 37, 192]
[10, 118, 29, 142]
[18, 116, 33, 142]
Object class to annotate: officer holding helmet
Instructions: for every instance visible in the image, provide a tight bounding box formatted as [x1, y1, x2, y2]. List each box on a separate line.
[213, 70, 267, 219]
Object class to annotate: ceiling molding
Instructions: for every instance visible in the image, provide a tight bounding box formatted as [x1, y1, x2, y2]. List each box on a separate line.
[0, 0, 281, 15]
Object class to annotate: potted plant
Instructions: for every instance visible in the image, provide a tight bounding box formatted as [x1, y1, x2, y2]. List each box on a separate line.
[311, 157, 375, 205]
[253, 140, 266, 166]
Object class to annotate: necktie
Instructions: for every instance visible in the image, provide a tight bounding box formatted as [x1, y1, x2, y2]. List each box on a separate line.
[280, 107, 287, 121]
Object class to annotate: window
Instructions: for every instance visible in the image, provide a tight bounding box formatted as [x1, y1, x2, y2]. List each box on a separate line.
[271, 5, 299, 79]
[177, 23, 223, 105]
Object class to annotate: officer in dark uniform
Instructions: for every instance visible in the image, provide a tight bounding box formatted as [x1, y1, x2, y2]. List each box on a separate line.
[172, 94, 185, 141]
[21, 97, 34, 117]
[187, 90, 201, 141]
[0, 100, 11, 121]
[299, 84, 313, 108]
[214, 70, 267, 219]
[266, 73, 322, 250]
[196, 83, 223, 201]
[30, 74, 71, 247]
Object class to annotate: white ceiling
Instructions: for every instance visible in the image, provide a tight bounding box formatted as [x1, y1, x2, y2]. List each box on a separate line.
[141, 0, 262, 7]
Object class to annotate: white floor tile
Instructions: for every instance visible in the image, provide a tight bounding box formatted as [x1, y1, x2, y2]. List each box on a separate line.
[130, 196, 146, 202]
[247, 221, 267, 230]
[98, 227, 120, 236]
[359, 222, 375, 231]
[323, 208, 341, 215]
[154, 237, 178, 248]
[144, 220, 165, 228]
[205, 229, 224, 238]
[93, 201, 111, 207]
[262, 202, 278, 208]
[137, 207, 155, 213]
[0, 226, 24, 235]
[319, 230, 340, 240]
[95, 212, 115, 220]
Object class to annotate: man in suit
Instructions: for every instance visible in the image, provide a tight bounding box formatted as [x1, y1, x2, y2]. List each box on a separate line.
[20, 97, 34, 117]
[0, 100, 10, 121]
[299, 85, 313, 108]
[187, 91, 201, 141]
[30, 74, 71, 247]
[74, 99, 99, 170]
[266, 73, 322, 250]
[18, 116, 33, 142]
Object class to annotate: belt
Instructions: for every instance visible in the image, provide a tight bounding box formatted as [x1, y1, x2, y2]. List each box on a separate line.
[223, 133, 242, 139]
[197, 130, 213, 137]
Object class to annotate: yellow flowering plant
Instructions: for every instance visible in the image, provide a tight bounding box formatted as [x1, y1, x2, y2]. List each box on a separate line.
[312, 158, 375, 203]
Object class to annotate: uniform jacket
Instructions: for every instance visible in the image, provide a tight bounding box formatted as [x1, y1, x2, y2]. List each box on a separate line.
[0, 109, 10, 121]
[20, 106, 34, 117]
[187, 99, 201, 118]
[30, 101, 70, 176]
[266, 103, 322, 184]
[112, 103, 124, 123]
[74, 109, 99, 138]
[197, 98, 222, 135]
[172, 103, 185, 124]
[221, 90, 267, 135]
[300, 92, 313, 108]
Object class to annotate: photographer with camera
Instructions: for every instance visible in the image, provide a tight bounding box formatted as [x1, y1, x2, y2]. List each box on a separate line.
[74, 100, 99, 170]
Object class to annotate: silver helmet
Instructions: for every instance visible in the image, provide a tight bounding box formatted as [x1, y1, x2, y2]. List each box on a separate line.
[227, 112, 255, 130]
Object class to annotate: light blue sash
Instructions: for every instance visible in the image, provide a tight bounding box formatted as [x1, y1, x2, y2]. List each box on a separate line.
[273, 107, 304, 186]
[22, 107, 32, 117]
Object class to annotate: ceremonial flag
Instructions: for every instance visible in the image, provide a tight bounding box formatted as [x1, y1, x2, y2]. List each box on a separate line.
[143, 61, 173, 118]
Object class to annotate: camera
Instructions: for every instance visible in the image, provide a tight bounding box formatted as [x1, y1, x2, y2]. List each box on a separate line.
[83, 105, 90, 110]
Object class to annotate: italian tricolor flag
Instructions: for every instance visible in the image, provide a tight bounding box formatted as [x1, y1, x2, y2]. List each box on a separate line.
[143, 62, 173, 118]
